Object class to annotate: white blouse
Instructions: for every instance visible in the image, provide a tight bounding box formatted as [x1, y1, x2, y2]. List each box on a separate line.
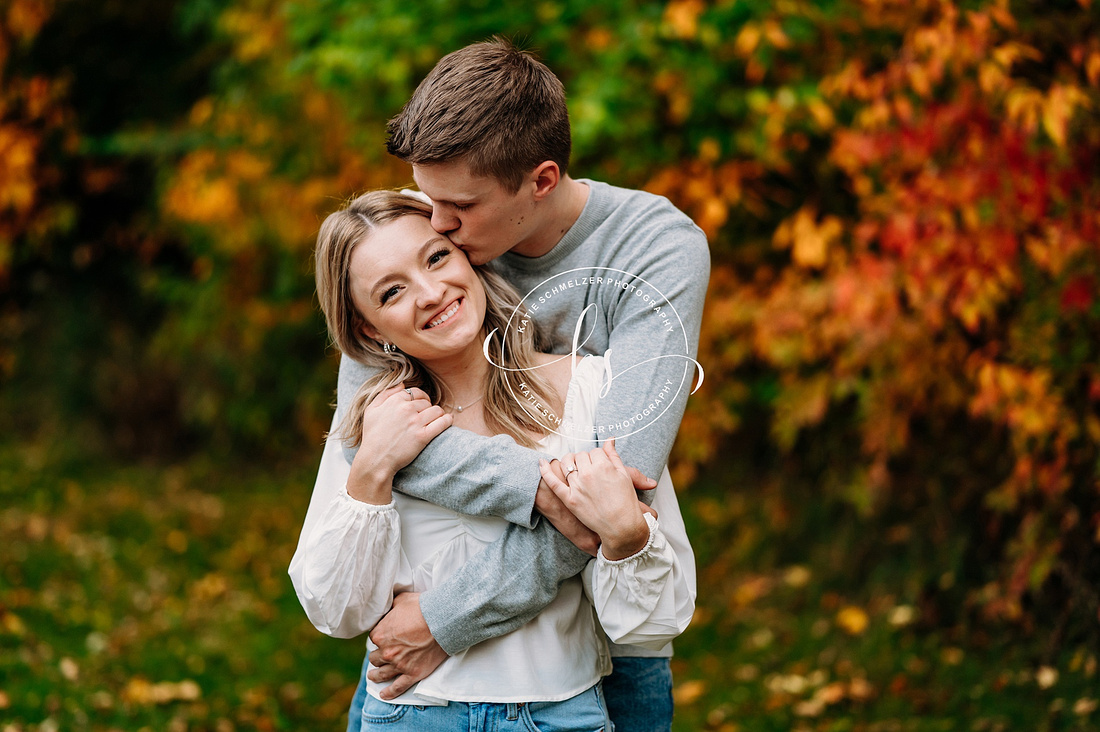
[288, 356, 696, 705]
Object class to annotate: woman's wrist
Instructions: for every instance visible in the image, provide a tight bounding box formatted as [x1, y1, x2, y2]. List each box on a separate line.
[598, 512, 652, 561]
[347, 454, 396, 504]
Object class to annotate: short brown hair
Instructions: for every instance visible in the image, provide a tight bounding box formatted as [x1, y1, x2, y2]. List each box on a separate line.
[386, 38, 571, 192]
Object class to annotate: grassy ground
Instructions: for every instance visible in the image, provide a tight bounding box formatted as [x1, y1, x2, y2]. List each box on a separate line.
[1, 438, 1096, 731]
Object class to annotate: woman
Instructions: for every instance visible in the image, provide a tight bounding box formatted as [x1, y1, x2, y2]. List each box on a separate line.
[294, 191, 692, 729]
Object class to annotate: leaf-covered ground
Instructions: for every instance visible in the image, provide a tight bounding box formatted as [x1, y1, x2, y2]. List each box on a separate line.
[1, 438, 1096, 731]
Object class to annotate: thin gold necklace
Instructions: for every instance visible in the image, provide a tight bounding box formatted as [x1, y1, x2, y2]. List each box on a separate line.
[444, 394, 485, 413]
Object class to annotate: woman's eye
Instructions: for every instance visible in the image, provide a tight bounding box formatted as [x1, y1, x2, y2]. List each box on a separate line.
[428, 248, 451, 266]
[380, 286, 400, 304]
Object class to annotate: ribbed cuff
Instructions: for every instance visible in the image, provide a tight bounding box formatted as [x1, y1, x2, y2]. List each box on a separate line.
[419, 586, 473, 656]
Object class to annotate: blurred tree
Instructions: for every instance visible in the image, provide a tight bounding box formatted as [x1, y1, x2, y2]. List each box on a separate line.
[1, 0, 1097, 642]
[1, 0, 219, 454]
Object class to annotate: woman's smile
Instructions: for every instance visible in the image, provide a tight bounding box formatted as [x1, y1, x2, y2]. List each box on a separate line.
[424, 298, 464, 330]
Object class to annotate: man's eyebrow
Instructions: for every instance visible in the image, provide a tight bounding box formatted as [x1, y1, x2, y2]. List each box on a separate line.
[432, 196, 474, 207]
[366, 235, 448, 301]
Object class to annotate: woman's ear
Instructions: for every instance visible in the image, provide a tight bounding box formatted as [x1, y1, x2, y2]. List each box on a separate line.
[357, 320, 380, 341]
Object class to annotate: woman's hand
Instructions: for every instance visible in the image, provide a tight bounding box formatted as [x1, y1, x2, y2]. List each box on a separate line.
[539, 439, 651, 560]
[348, 385, 452, 504]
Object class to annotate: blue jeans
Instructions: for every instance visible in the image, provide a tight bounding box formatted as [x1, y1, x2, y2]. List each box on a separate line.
[356, 684, 609, 730]
[348, 655, 370, 732]
[346, 654, 672, 732]
[602, 657, 673, 732]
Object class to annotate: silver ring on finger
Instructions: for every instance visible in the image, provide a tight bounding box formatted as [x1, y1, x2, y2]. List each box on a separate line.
[404, 387, 413, 398]
[563, 463, 578, 478]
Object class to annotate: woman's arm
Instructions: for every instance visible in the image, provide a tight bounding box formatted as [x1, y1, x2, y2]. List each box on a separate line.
[539, 443, 697, 650]
[288, 387, 450, 638]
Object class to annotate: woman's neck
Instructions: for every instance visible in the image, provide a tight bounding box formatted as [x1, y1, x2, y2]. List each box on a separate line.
[421, 337, 491, 408]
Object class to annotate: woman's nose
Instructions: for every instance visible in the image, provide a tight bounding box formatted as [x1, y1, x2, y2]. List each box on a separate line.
[415, 277, 447, 309]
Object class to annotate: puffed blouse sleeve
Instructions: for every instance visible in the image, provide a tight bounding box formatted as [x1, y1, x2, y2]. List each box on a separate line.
[566, 356, 697, 650]
[582, 499, 694, 650]
[288, 418, 412, 639]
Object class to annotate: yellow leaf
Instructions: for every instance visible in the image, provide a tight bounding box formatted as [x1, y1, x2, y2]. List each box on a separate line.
[778, 207, 842, 269]
[734, 24, 761, 58]
[1005, 87, 1042, 133]
[806, 98, 835, 130]
[762, 20, 791, 49]
[784, 565, 812, 588]
[673, 679, 708, 705]
[816, 682, 847, 705]
[663, 0, 704, 40]
[848, 677, 875, 701]
[1, 611, 26, 636]
[1075, 698, 1099, 716]
[1087, 51, 1100, 86]
[1036, 666, 1059, 689]
[1042, 84, 1071, 148]
[836, 605, 869, 635]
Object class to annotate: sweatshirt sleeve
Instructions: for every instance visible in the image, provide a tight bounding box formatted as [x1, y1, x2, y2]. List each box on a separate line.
[593, 221, 710, 495]
[420, 520, 592, 655]
[335, 360, 583, 654]
[337, 355, 547, 528]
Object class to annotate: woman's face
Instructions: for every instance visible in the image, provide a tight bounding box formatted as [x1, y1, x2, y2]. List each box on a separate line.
[348, 214, 487, 365]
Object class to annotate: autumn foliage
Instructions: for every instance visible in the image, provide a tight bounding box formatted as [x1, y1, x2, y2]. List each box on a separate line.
[667, 0, 1100, 626]
[2, 0, 1098, 636]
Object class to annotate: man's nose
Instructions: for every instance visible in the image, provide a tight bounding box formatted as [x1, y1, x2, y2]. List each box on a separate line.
[431, 207, 458, 234]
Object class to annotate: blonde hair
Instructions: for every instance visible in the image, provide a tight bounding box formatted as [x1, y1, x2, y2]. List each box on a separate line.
[315, 190, 561, 448]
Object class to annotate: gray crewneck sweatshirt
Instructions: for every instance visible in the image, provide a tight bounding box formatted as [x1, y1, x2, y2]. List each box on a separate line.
[336, 179, 709, 654]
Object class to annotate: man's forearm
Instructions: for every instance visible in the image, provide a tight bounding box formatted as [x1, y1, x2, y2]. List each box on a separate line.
[418, 520, 590, 654]
[337, 354, 546, 527]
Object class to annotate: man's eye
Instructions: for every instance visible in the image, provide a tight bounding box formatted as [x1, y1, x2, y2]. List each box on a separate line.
[453, 203, 472, 211]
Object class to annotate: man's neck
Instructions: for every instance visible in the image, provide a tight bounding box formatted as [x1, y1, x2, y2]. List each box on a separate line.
[511, 176, 590, 258]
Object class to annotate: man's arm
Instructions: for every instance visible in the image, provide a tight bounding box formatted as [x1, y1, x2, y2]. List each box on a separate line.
[335, 355, 602, 652]
[337, 356, 544, 526]
[420, 518, 592, 648]
[367, 519, 592, 699]
[593, 220, 710, 481]
[338, 356, 640, 540]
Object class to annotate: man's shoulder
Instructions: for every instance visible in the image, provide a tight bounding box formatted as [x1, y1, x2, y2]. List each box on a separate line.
[584, 178, 696, 227]
[580, 179, 708, 262]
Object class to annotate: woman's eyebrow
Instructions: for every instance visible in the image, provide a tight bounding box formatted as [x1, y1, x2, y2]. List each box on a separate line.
[366, 235, 448, 301]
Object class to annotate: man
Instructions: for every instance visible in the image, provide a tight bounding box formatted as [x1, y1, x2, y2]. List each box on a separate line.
[306, 38, 709, 731]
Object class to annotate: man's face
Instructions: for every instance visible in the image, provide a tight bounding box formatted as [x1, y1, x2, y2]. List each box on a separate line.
[412, 160, 537, 265]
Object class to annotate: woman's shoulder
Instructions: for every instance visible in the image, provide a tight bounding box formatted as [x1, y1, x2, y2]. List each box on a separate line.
[533, 351, 610, 402]
[532, 352, 582, 399]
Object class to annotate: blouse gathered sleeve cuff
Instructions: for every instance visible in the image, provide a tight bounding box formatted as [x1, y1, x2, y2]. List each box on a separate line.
[291, 484, 412, 640]
[583, 512, 695, 651]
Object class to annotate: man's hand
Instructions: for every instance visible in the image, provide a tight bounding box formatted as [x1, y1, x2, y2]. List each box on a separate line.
[367, 593, 449, 700]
